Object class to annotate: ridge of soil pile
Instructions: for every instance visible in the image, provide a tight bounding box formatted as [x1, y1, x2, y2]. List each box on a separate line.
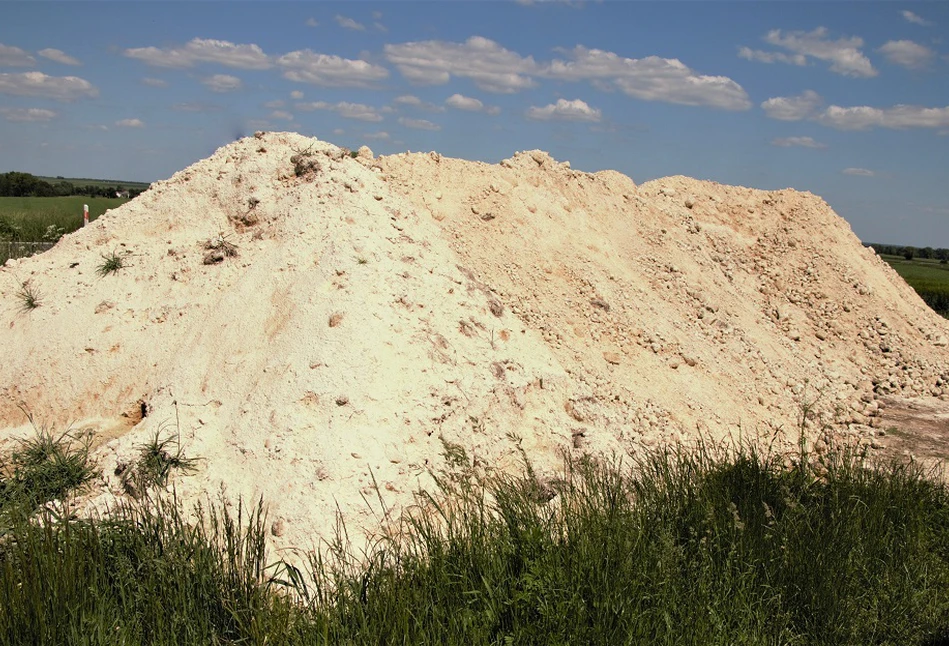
[2, 132, 947, 550]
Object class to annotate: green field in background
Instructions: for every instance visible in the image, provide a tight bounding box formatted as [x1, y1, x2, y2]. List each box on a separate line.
[880, 254, 949, 315]
[34, 175, 151, 191]
[0, 197, 129, 263]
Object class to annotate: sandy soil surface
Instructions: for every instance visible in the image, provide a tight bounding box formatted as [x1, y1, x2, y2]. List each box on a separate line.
[1, 132, 947, 554]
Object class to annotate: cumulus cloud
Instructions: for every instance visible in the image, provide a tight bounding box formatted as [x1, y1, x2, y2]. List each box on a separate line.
[115, 118, 144, 128]
[445, 93, 484, 111]
[277, 50, 388, 87]
[385, 36, 749, 110]
[744, 28, 876, 77]
[526, 98, 601, 122]
[385, 36, 538, 93]
[842, 167, 874, 176]
[290, 90, 303, 99]
[201, 73, 242, 93]
[771, 136, 826, 149]
[444, 93, 500, 114]
[398, 116, 441, 130]
[818, 104, 949, 130]
[296, 100, 384, 121]
[364, 131, 390, 140]
[738, 47, 806, 66]
[0, 71, 97, 101]
[124, 38, 271, 69]
[761, 90, 823, 121]
[544, 46, 751, 110]
[0, 44, 35, 66]
[878, 40, 935, 69]
[38, 48, 80, 65]
[141, 77, 168, 87]
[394, 94, 444, 112]
[0, 107, 57, 122]
[335, 14, 366, 31]
[902, 10, 932, 26]
[202, 73, 242, 92]
[270, 110, 293, 121]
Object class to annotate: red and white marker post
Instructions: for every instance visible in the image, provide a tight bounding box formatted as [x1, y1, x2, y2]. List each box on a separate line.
[83, 204, 89, 227]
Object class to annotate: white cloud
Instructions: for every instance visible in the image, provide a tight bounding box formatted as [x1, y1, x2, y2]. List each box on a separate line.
[385, 36, 749, 109]
[444, 93, 500, 114]
[335, 14, 366, 31]
[818, 104, 949, 130]
[202, 73, 243, 92]
[385, 36, 538, 93]
[0, 71, 97, 101]
[394, 94, 444, 112]
[842, 167, 874, 176]
[124, 38, 271, 69]
[296, 100, 384, 121]
[116, 118, 144, 128]
[761, 90, 823, 121]
[305, 18, 319, 27]
[878, 40, 935, 69]
[332, 128, 345, 135]
[445, 93, 484, 111]
[365, 131, 390, 140]
[526, 98, 601, 122]
[771, 136, 826, 149]
[264, 99, 284, 109]
[374, 22, 388, 33]
[398, 116, 441, 130]
[0, 44, 35, 66]
[141, 77, 168, 87]
[0, 107, 57, 122]
[277, 50, 388, 87]
[737, 47, 806, 66]
[290, 90, 304, 99]
[543, 46, 751, 110]
[902, 10, 932, 26]
[38, 48, 80, 65]
[270, 110, 293, 121]
[747, 28, 876, 77]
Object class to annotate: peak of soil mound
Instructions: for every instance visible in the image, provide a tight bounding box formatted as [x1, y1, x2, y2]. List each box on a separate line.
[2, 131, 947, 551]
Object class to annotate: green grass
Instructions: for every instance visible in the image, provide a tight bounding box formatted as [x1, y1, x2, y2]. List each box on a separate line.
[880, 254, 949, 316]
[119, 427, 200, 498]
[96, 249, 127, 276]
[0, 421, 96, 518]
[34, 176, 150, 191]
[1, 432, 948, 645]
[14, 280, 41, 312]
[0, 196, 128, 242]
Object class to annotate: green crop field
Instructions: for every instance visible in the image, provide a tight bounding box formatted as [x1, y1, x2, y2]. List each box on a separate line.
[0, 196, 128, 237]
[880, 254, 949, 316]
[34, 175, 151, 191]
[0, 196, 129, 263]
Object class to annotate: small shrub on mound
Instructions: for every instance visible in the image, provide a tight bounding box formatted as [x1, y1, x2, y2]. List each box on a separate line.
[0, 422, 95, 516]
[96, 249, 126, 276]
[117, 428, 199, 498]
[14, 280, 40, 312]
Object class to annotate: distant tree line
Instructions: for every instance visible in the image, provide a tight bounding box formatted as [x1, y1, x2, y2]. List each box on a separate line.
[866, 243, 949, 262]
[0, 172, 146, 199]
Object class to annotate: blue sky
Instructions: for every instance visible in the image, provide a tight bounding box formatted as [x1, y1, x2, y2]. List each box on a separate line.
[1, 1, 947, 246]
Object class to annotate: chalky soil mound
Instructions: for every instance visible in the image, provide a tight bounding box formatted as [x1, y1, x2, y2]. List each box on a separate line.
[1, 132, 947, 550]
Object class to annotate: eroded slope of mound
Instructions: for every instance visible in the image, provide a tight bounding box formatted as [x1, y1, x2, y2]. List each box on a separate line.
[1, 132, 947, 551]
